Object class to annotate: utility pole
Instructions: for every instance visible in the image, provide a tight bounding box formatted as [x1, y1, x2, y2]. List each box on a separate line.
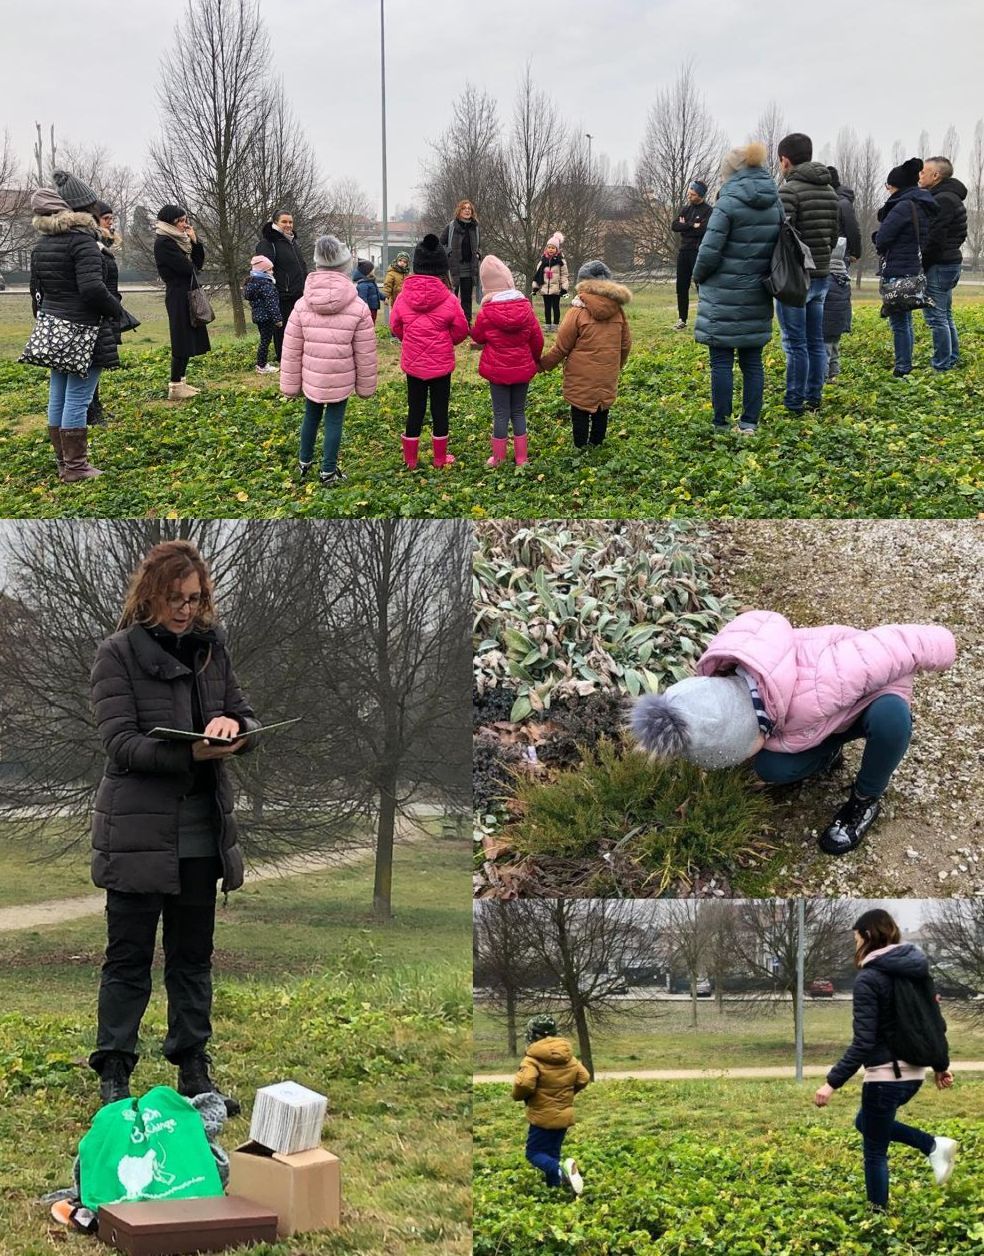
[585, 133, 593, 174]
[380, 0, 390, 325]
[795, 898, 805, 1083]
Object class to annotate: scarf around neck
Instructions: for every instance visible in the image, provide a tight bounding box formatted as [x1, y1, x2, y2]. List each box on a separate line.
[156, 220, 193, 254]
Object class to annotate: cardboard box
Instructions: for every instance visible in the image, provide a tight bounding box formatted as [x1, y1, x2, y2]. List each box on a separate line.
[97, 1196, 278, 1255]
[229, 1141, 341, 1237]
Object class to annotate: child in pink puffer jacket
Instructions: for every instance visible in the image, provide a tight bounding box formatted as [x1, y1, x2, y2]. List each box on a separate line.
[630, 610, 956, 856]
[280, 234, 377, 486]
[390, 233, 470, 469]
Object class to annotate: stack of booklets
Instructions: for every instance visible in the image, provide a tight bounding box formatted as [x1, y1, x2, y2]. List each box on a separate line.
[248, 1081, 327, 1156]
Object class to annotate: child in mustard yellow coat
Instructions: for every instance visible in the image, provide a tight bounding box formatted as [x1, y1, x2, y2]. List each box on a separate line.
[512, 1015, 590, 1195]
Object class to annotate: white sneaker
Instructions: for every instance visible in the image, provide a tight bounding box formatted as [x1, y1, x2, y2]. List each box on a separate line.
[673, 318, 687, 330]
[563, 1157, 584, 1196]
[928, 1137, 957, 1185]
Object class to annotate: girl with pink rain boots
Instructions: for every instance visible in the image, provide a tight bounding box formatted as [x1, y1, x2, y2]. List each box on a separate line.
[470, 255, 543, 468]
[389, 234, 469, 469]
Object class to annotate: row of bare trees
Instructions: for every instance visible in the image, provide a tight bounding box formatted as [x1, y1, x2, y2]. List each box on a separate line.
[0, 520, 471, 921]
[476, 899, 984, 1075]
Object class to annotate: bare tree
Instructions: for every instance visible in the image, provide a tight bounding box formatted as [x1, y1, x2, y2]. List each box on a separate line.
[421, 82, 503, 234]
[938, 124, 960, 167]
[891, 140, 905, 168]
[554, 131, 606, 279]
[917, 130, 931, 159]
[33, 122, 58, 184]
[837, 131, 884, 284]
[634, 61, 724, 269]
[924, 901, 984, 1021]
[55, 142, 145, 265]
[967, 119, 984, 271]
[474, 901, 539, 1055]
[664, 900, 717, 1028]
[0, 132, 32, 272]
[324, 177, 375, 259]
[754, 100, 787, 180]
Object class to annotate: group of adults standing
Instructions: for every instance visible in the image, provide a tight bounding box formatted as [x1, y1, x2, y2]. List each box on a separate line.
[673, 131, 968, 433]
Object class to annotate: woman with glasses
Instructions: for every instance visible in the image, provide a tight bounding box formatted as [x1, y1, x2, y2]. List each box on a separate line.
[88, 540, 260, 1110]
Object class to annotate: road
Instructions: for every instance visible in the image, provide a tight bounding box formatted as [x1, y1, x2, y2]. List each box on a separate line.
[474, 1062, 984, 1083]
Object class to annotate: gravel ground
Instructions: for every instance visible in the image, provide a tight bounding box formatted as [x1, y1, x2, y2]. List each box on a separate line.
[711, 520, 984, 898]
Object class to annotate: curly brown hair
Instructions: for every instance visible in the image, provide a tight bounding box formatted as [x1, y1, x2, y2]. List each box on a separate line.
[117, 540, 216, 631]
[455, 199, 477, 222]
[853, 908, 902, 967]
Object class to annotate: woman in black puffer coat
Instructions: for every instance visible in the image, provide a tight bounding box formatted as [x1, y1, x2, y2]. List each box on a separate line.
[873, 158, 938, 377]
[440, 200, 481, 322]
[88, 540, 260, 1112]
[154, 204, 210, 401]
[814, 909, 956, 1211]
[28, 172, 122, 482]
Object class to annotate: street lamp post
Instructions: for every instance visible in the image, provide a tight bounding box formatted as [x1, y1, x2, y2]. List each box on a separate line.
[380, 0, 389, 324]
[585, 132, 593, 173]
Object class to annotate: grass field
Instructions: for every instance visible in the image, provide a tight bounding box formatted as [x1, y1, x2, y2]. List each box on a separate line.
[0, 836, 472, 1255]
[0, 286, 980, 519]
[473, 1078, 984, 1254]
[473, 1001, 984, 1075]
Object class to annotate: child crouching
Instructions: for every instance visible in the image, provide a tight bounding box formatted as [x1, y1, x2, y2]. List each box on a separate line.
[512, 1015, 589, 1196]
[470, 255, 543, 467]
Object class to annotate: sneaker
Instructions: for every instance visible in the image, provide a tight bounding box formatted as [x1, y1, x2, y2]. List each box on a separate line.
[563, 1158, 584, 1197]
[817, 788, 881, 856]
[98, 1053, 132, 1106]
[736, 421, 757, 435]
[177, 1049, 241, 1118]
[893, 367, 912, 378]
[804, 400, 822, 413]
[712, 419, 730, 432]
[928, 1136, 958, 1185]
[673, 318, 687, 331]
[298, 460, 313, 479]
[319, 468, 347, 486]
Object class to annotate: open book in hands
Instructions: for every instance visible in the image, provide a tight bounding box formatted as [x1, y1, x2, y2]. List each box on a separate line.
[148, 718, 302, 745]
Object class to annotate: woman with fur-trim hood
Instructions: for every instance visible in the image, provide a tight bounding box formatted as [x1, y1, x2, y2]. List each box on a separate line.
[538, 259, 631, 449]
[26, 172, 123, 482]
[629, 610, 956, 856]
[531, 232, 569, 331]
[692, 141, 781, 434]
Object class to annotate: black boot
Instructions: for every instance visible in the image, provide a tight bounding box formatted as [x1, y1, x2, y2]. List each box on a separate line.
[98, 1053, 132, 1106]
[818, 787, 881, 856]
[86, 399, 108, 426]
[177, 1049, 241, 1117]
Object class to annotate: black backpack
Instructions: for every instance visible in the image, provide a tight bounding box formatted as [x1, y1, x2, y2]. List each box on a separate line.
[763, 207, 815, 307]
[885, 972, 949, 1076]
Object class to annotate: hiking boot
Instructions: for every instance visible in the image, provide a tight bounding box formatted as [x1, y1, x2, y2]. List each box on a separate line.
[817, 788, 881, 856]
[673, 318, 687, 331]
[928, 1136, 958, 1185]
[60, 429, 103, 481]
[177, 1050, 241, 1118]
[99, 1054, 132, 1106]
[563, 1157, 584, 1197]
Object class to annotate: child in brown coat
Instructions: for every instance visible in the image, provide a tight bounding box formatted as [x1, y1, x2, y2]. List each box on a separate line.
[512, 1014, 590, 1195]
[538, 259, 632, 448]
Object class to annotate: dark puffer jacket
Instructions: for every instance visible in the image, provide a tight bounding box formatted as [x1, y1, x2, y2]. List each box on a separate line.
[671, 200, 712, 250]
[256, 222, 308, 305]
[99, 233, 123, 345]
[692, 162, 782, 349]
[923, 177, 968, 268]
[29, 211, 123, 370]
[827, 944, 950, 1089]
[244, 273, 283, 325]
[779, 162, 840, 277]
[90, 624, 260, 897]
[874, 187, 937, 279]
[440, 218, 481, 284]
[836, 186, 862, 260]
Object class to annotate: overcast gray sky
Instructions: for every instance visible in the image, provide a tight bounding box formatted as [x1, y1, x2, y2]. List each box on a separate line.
[4, 0, 982, 210]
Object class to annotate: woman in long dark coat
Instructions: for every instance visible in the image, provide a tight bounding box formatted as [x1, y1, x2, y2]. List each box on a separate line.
[88, 540, 260, 1110]
[440, 200, 481, 323]
[154, 204, 210, 400]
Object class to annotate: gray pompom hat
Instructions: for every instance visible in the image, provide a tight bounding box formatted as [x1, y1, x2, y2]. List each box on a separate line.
[629, 674, 762, 770]
[313, 233, 352, 272]
[52, 169, 98, 212]
[576, 258, 612, 282]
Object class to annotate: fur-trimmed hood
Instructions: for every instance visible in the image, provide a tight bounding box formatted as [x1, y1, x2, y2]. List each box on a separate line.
[575, 278, 632, 321]
[33, 209, 99, 238]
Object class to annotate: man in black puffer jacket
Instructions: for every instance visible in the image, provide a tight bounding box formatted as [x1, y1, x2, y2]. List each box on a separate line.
[671, 179, 712, 329]
[919, 157, 968, 370]
[775, 133, 840, 414]
[255, 209, 308, 363]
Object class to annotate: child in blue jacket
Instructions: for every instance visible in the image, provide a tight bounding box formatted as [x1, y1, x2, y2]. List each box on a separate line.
[353, 260, 383, 324]
[244, 255, 283, 373]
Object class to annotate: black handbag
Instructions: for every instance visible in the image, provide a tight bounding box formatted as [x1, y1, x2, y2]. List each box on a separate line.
[118, 305, 141, 334]
[18, 312, 100, 376]
[763, 205, 815, 307]
[879, 202, 934, 313]
[188, 265, 216, 328]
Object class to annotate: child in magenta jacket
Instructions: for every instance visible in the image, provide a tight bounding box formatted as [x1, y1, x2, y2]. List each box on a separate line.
[470, 255, 543, 467]
[630, 610, 956, 855]
[389, 233, 470, 469]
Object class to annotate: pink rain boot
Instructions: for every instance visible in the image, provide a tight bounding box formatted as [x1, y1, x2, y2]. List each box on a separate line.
[401, 435, 420, 469]
[486, 436, 508, 467]
[513, 434, 529, 465]
[432, 435, 456, 467]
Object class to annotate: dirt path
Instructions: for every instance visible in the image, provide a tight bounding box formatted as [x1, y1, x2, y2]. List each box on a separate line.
[711, 520, 984, 898]
[475, 1062, 984, 1083]
[0, 811, 437, 933]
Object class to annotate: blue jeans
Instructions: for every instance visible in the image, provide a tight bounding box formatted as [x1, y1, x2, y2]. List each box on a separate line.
[775, 277, 829, 409]
[525, 1124, 566, 1188]
[888, 310, 914, 373]
[855, 1081, 933, 1208]
[708, 345, 765, 427]
[48, 368, 102, 430]
[923, 262, 961, 369]
[753, 694, 912, 799]
[299, 398, 347, 473]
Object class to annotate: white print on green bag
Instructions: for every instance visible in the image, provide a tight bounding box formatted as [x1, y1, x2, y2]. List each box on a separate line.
[116, 1109, 208, 1201]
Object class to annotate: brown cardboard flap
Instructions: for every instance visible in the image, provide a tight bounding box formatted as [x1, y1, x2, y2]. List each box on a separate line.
[272, 1148, 339, 1169]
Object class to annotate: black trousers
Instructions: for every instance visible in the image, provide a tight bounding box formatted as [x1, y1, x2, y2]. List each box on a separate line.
[273, 293, 300, 360]
[455, 277, 474, 323]
[543, 293, 561, 325]
[170, 353, 190, 384]
[90, 856, 221, 1074]
[406, 373, 451, 438]
[570, 406, 609, 447]
[676, 248, 698, 321]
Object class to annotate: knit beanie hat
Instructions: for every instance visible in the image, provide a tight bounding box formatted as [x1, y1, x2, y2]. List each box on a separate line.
[250, 254, 274, 272]
[576, 258, 612, 282]
[545, 231, 564, 251]
[886, 157, 923, 190]
[689, 179, 708, 198]
[157, 204, 188, 225]
[94, 200, 113, 218]
[479, 254, 514, 295]
[826, 166, 841, 190]
[30, 187, 71, 217]
[356, 258, 374, 277]
[413, 233, 450, 276]
[395, 251, 410, 266]
[313, 234, 352, 271]
[629, 674, 762, 770]
[52, 169, 98, 211]
[525, 1015, 558, 1044]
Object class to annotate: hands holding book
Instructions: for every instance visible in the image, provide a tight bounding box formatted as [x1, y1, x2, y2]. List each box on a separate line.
[192, 716, 246, 759]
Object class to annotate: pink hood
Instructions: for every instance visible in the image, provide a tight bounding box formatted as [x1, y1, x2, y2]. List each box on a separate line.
[390, 274, 470, 380]
[280, 270, 378, 405]
[471, 292, 544, 385]
[696, 610, 956, 753]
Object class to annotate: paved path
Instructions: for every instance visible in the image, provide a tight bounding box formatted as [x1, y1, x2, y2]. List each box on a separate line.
[475, 1062, 984, 1083]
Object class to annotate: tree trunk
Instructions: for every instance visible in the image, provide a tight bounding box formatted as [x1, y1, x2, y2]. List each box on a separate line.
[689, 980, 698, 1029]
[372, 781, 397, 921]
[226, 262, 247, 335]
[506, 988, 518, 1057]
[571, 997, 594, 1080]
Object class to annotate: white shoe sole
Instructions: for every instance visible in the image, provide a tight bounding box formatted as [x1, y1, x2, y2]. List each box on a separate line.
[564, 1158, 584, 1196]
[930, 1139, 958, 1185]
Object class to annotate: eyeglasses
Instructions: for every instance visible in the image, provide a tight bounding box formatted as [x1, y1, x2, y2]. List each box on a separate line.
[167, 593, 203, 611]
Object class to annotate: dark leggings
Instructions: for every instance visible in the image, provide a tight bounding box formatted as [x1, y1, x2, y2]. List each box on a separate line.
[406, 373, 451, 438]
[543, 294, 561, 324]
[676, 248, 698, 321]
[571, 406, 609, 448]
[171, 353, 190, 384]
[256, 321, 276, 367]
[455, 278, 474, 323]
